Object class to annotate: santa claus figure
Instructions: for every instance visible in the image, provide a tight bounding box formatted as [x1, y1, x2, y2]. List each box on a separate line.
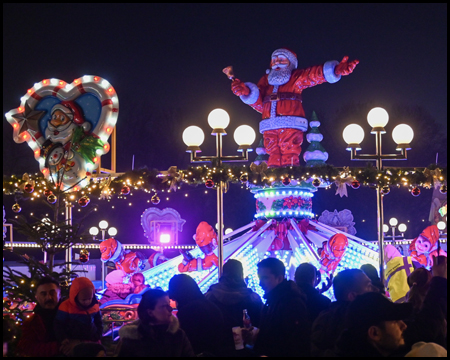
[178, 221, 219, 272]
[318, 233, 349, 274]
[409, 225, 447, 268]
[231, 48, 358, 167]
[40, 101, 102, 187]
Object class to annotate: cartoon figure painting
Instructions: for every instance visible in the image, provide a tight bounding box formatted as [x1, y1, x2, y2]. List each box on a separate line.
[409, 225, 447, 268]
[318, 233, 349, 274]
[178, 221, 219, 272]
[6, 76, 118, 190]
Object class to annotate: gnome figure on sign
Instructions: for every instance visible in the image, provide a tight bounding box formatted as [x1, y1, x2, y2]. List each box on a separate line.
[227, 48, 358, 167]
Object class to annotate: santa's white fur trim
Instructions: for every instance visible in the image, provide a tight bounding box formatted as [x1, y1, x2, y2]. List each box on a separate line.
[259, 116, 308, 133]
[240, 82, 259, 105]
[272, 49, 298, 69]
[323, 60, 341, 84]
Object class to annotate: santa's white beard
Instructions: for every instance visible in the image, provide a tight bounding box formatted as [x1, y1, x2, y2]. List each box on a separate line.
[268, 66, 293, 85]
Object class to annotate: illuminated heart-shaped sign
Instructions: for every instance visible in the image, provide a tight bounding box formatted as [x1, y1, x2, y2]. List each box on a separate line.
[5, 76, 119, 191]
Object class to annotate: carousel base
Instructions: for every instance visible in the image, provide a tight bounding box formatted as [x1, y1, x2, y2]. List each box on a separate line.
[139, 218, 381, 300]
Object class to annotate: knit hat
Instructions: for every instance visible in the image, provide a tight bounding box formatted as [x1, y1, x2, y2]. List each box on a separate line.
[105, 269, 126, 285]
[405, 342, 447, 357]
[272, 48, 298, 69]
[51, 101, 84, 125]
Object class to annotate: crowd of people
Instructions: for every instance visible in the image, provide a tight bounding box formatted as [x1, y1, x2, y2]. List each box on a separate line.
[3, 255, 447, 357]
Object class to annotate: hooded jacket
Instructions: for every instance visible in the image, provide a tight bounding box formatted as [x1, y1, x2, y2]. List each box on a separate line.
[205, 276, 263, 328]
[117, 315, 195, 357]
[54, 277, 102, 342]
[254, 279, 310, 357]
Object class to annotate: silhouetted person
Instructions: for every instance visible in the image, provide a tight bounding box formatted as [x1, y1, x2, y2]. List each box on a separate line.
[406, 267, 432, 313]
[361, 263, 385, 294]
[294, 263, 331, 323]
[311, 268, 377, 356]
[205, 259, 263, 354]
[335, 291, 413, 357]
[16, 277, 61, 357]
[249, 257, 310, 357]
[117, 289, 194, 357]
[168, 274, 228, 356]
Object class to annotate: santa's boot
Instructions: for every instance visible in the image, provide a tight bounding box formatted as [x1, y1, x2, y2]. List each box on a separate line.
[267, 152, 282, 167]
[281, 153, 300, 167]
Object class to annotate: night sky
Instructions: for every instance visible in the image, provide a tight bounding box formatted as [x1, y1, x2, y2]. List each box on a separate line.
[3, 4, 447, 256]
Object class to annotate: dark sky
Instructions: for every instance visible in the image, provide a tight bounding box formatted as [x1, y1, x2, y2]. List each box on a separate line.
[3, 4, 447, 251]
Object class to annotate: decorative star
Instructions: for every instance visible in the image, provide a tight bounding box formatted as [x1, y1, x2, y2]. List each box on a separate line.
[11, 101, 45, 135]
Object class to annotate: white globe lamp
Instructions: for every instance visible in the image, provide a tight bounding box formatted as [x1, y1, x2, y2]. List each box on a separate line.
[389, 217, 398, 227]
[208, 109, 230, 132]
[392, 124, 414, 150]
[343, 124, 365, 150]
[183, 126, 205, 152]
[367, 107, 389, 133]
[234, 125, 256, 151]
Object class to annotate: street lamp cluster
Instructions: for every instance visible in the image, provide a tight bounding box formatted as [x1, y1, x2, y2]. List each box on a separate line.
[182, 109, 256, 276]
[89, 220, 117, 289]
[343, 107, 414, 281]
[383, 217, 407, 240]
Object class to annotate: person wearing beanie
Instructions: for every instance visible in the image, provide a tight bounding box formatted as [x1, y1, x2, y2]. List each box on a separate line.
[54, 277, 103, 356]
[99, 269, 133, 305]
[231, 48, 358, 167]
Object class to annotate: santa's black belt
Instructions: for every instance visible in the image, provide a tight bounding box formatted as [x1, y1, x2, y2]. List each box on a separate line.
[263, 92, 302, 104]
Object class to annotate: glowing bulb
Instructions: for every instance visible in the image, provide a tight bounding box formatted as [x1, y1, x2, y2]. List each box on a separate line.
[99, 220, 108, 230]
[392, 124, 414, 149]
[234, 125, 256, 146]
[343, 124, 364, 149]
[389, 217, 398, 227]
[182, 126, 204, 147]
[367, 107, 389, 128]
[207, 109, 230, 130]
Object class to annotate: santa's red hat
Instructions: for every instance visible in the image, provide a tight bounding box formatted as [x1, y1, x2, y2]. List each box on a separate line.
[272, 48, 298, 69]
[51, 101, 84, 125]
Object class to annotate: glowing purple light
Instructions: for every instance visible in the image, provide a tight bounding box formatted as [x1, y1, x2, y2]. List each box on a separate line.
[159, 233, 171, 243]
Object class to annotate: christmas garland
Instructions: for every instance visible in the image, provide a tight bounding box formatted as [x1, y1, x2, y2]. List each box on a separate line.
[3, 163, 447, 201]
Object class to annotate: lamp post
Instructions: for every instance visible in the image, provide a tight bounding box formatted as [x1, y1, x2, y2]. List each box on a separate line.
[89, 221, 118, 289]
[382, 217, 407, 240]
[182, 109, 256, 277]
[343, 107, 414, 282]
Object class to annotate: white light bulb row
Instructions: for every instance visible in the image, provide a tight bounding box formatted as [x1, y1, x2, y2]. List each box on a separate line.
[255, 190, 314, 198]
[255, 210, 314, 218]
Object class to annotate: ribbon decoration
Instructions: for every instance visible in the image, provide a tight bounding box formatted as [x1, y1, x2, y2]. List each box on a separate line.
[334, 175, 354, 197]
[249, 162, 268, 183]
[99, 175, 112, 200]
[18, 173, 35, 192]
[423, 168, 442, 189]
[160, 166, 183, 192]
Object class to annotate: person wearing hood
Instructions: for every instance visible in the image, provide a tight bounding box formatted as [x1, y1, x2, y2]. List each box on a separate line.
[205, 259, 263, 354]
[206, 259, 263, 327]
[117, 289, 194, 357]
[16, 276, 62, 357]
[168, 274, 228, 356]
[248, 257, 310, 357]
[54, 277, 103, 356]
